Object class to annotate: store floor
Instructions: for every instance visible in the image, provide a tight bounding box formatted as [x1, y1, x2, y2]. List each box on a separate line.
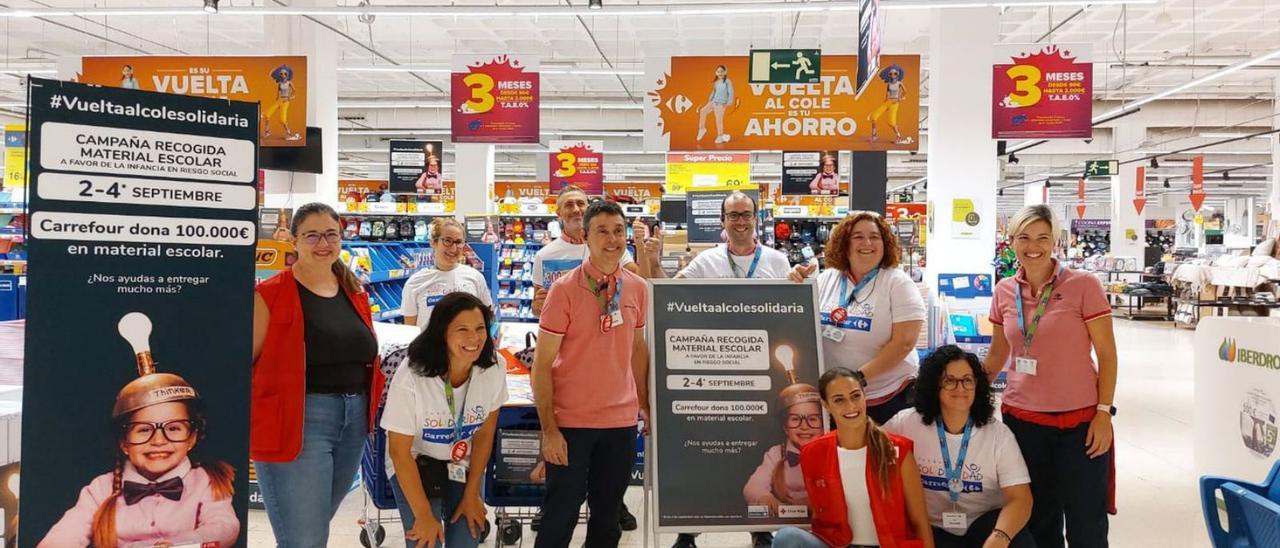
[247, 318, 1213, 547]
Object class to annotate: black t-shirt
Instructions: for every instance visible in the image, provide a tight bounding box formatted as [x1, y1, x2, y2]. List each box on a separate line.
[297, 281, 378, 394]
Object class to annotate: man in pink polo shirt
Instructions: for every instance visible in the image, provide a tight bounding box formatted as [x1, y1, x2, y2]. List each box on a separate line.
[531, 199, 650, 548]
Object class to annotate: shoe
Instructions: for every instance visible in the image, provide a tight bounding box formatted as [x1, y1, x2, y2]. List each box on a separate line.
[619, 503, 638, 531]
[751, 531, 774, 547]
[672, 533, 697, 548]
[696, 128, 707, 141]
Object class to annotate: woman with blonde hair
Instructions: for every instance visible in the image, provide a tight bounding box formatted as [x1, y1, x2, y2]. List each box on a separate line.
[401, 217, 494, 331]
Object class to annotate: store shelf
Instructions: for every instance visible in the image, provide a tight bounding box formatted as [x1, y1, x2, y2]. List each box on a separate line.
[373, 309, 403, 322]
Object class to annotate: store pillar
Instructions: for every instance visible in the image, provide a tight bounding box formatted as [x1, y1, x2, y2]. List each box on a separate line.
[1111, 123, 1148, 267]
[455, 144, 495, 215]
[262, 10, 338, 207]
[924, 7, 999, 287]
[1270, 75, 1280, 225]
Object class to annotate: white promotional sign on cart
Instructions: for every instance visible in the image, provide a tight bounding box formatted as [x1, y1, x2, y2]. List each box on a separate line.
[1193, 317, 1280, 481]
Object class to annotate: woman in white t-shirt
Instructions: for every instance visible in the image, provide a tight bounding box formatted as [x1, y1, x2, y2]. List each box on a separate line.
[791, 211, 926, 425]
[381, 292, 509, 547]
[403, 218, 494, 331]
[884, 345, 1034, 548]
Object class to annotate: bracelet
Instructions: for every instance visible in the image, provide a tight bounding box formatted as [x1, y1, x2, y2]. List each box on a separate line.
[991, 528, 1012, 544]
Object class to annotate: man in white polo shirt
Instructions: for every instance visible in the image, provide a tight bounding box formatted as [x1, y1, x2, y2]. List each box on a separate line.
[532, 185, 637, 315]
[636, 190, 788, 548]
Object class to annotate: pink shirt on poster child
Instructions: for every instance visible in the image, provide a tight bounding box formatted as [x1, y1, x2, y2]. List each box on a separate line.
[989, 260, 1111, 413]
[538, 262, 648, 429]
[39, 458, 240, 548]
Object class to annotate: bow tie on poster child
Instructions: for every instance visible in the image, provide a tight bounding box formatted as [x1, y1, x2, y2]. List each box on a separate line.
[123, 477, 184, 505]
[786, 450, 801, 467]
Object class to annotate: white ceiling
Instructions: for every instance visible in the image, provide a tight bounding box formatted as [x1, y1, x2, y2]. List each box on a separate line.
[0, 0, 1275, 214]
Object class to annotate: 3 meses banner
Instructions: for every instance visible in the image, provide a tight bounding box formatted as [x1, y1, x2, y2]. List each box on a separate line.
[451, 54, 540, 144]
[992, 43, 1093, 139]
[644, 55, 920, 152]
[548, 140, 604, 195]
[649, 280, 825, 531]
[20, 78, 256, 547]
[80, 55, 306, 148]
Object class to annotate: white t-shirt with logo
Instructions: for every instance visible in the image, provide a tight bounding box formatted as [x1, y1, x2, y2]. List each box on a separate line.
[677, 244, 792, 279]
[380, 361, 509, 478]
[531, 237, 634, 289]
[884, 409, 1030, 535]
[400, 265, 493, 331]
[816, 267, 925, 399]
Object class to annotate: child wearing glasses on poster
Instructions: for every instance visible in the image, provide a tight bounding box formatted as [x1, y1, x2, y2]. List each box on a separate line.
[808, 153, 839, 195]
[743, 383, 823, 516]
[39, 313, 239, 548]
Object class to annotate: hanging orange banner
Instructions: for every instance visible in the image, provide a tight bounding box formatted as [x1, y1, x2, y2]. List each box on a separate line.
[1190, 156, 1206, 211]
[1134, 166, 1147, 215]
[80, 56, 307, 147]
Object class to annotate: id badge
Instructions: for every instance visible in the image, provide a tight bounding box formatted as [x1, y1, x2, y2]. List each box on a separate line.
[1015, 356, 1038, 375]
[822, 325, 846, 343]
[447, 462, 467, 483]
[609, 309, 625, 329]
[942, 511, 968, 531]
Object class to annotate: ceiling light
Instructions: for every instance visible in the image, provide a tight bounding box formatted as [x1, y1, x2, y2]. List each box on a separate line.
[998, 188, 1004, 196]
[588, 0, 602, 9]
[203, 0, 218, 14]
[1150, 157, 1160, 169]
[1163, 179, 1171, 188]
[1008, 153, 1019, 165]
[1222, 171, 1231, 180]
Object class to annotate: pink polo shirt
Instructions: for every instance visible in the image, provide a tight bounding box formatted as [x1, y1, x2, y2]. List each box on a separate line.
[539, 262, 648, 429]
[989, 262, 1111, 413]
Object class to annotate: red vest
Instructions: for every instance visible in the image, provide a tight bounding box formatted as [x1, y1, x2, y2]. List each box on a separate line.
[799, 431, 924, 548]
[252, 270, 384, 462]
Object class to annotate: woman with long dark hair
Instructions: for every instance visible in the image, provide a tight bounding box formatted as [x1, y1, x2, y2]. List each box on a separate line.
[885, 345, 1035, 547]
[773, 366, 933, 548]
[382, 292, 508, 547]
[252, 202, 382, 547]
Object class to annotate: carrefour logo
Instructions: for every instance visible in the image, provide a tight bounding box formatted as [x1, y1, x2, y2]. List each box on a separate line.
[1221, 338, 1280, 370]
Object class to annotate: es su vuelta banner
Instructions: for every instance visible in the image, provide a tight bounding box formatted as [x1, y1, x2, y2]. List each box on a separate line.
[665, 152, 752, 195]
[991, 44, 1093, 139]
[644, 54, 920, 152]
[451, 54, 540, 144]
[649, 280, 825, 531]
[79, 55, 307, 148]
[20, 77, 256, 547]
[548, 140, 604, 195]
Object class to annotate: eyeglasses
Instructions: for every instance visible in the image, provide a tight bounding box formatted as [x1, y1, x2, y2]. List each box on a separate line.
[436, 237, 465, 248]
[786, 414, 823, 429]
[941, 376, 976, 391]
[723, 211, 755, 222]
[300, 232, 340, 246]
[123, 419, 195, 445]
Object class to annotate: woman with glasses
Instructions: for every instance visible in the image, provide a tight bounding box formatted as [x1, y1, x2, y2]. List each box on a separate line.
[402, 218, 494, 331]
[252, 202, 383, 547]
[885, 345, 1035, 548]
[790, 211, 926, 425]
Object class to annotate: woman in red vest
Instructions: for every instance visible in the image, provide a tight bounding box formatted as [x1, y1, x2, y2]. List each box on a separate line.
[252, 202, 383, 547]
[774, 367, 934, 548]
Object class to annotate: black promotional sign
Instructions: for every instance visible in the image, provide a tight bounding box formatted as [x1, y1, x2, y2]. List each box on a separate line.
[856, 0, 882, 98]
[781, 151, 841, 196]
[389, 139, 444, 194]
[649, 280, 825, 532]
[686, 189, 758, 244]
[20, 77, 256, 547]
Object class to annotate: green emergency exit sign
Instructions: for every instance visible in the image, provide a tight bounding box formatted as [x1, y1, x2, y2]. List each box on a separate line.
[1084, 160, 1119, 177]
[748, 49, 822, 84]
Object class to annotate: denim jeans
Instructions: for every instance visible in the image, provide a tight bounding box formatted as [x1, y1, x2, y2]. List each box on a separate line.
[256, 393, 369, 548]
[390, 471, 482, 548]
[772, 527, 874, 548]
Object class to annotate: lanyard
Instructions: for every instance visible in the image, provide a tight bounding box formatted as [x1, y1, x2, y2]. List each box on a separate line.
[937, 418, 974, 504]
[586, 272, 623, 316]
[838, 267, 880, 309]
[727, 245, 763, 279]
[1014, 266, 1062, 350]
[442, 369, 474, 443]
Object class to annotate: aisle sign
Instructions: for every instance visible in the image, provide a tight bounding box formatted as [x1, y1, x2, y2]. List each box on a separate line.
[1134, 166, 1147, 215]
[747, 49, 822, 84]
[665, 152, 751, 195]
[1191, 155, 1207, 211]
[1076, 178, 1087, 218]
[3, 125, 24, 189]
[645, 54, 921, 152]
[451, 54, 540, 144]
[80, 55, 307, 147]
[20, 77, 256, 547]
[992, 44, 1093, 139]
[1085, 159, 1118, 177]
[548, 140, 604, 195]
[650, 280, 824, 531]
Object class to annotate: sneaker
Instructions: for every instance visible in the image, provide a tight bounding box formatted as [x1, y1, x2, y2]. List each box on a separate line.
[672, 533, 697, 548]
[751, 532, 774, 547]
[619, 503, 638, 531]
[696, 128, 707, 142]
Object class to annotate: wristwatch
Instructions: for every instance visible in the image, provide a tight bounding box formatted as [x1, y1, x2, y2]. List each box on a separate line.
[1096, 403, 1117, 417]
